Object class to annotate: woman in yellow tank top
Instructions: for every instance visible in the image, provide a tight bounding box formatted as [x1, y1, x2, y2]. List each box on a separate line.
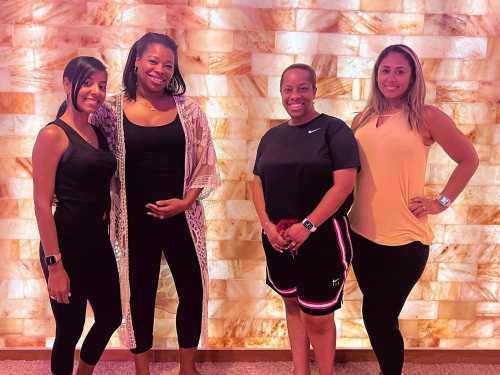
[348, 44, 478, 375]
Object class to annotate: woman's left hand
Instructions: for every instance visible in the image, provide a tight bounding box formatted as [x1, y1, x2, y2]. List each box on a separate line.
[283, 223, 310, 253]
[146, 199, 189, 219]
[409, 196, 446, 218]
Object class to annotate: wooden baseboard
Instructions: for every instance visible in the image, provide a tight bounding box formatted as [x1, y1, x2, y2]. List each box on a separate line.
[1, 348, 499, 364]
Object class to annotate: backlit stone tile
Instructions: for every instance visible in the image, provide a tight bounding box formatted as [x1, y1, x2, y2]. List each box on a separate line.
[460, 281, 499, 302]
[0, 0, 32, 24]
[341, 319, 367, 338]
[424, 0, 489, 15]
[0, 136, 35, 158]
[417, 319, 456, 339]
[359, 35, 404, 57]
[424, 15, 499, 36]
[420, 281, 461, 301]
[33, 1, 87, 26]
[295, 9, 340, 32]
[251, 53, 294, 76]
[404, 36, 488, 59]
[400, 301, 438, 319]
[337, 56, 374, 78]
[439, 338, 477, 348]
[233, 31, 275, 53]
[360, 0, 403, 11]
[0, 47, 35, 70]
[87, 1, 122, 26]
[317, 33, 359, 56]
[187, 30, 233, 53]
[339, 12, 424, 35]
[276, 31, 318, 54]
[462, 60, 500, 80]
[228, 75, 267, 97]
[121, 4, 166, 26]
[438, 301, 477, 319]
[476, 302, 500, 317]
[209, 52, 252, 75]
[166, 6, 208, 29]
[0, 318, 23, 335]
[206, 97, 248, 119]
[467, 206, 500, 225]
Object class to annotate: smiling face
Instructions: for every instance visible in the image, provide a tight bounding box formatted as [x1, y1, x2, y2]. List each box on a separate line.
[135, 42, 175, 95]
[280, 68, 317, 124]
[376, 51, 413, 106]
[64, 70, 107, 113]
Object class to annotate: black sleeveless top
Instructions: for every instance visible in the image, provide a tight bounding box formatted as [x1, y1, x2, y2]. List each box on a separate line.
[124, 112, 185, 213]
[52, 118, 117, 223]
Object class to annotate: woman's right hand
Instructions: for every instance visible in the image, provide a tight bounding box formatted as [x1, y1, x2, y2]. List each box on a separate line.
[48, 264, 71, 304]
[264, 223, 290, 252]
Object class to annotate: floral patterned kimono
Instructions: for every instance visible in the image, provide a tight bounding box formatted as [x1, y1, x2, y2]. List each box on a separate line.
[91, 93, 218, 348]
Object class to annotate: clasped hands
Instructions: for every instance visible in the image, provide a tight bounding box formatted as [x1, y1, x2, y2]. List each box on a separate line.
[265, 221, 310, 255]
[146, 198, 189, 219]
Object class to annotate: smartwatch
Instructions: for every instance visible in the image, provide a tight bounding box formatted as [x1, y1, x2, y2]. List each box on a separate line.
[302, 218, 317, 233]
[437, 194, 451, 208]
[45, 253, 62, 266]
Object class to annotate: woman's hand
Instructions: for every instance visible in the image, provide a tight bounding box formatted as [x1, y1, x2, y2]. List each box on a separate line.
[264, 223, 290, 253]
[48, 264, 70, 304]
[283, 223, 310, 254]
[146, 198, 189, 219]
[409, 196, 445, 218]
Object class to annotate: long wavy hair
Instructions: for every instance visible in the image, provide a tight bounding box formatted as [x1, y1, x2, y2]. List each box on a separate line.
[123, 32, 186, 100]
[57, 56, 107, 118]
[352, 44, 426, 134]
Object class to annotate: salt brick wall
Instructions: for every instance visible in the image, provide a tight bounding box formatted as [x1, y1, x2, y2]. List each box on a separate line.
[0, 0, 498, 349]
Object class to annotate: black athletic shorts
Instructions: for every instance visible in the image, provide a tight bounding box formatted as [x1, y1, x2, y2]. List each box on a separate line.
[263, 215, 353, 316]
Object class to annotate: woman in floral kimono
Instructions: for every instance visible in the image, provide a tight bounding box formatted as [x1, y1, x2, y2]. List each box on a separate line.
[91, 32, 218, 375]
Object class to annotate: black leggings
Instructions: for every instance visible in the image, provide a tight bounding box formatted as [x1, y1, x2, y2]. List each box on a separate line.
[351, 231, 429, 375]
[40, 225, 122, 375]
[128, 212, 203, 353]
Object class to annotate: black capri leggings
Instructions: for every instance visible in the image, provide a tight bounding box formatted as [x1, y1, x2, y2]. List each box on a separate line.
[128, 212, 203, 353]
[40, 221, 122, 375]
[351, 231, 429, 375]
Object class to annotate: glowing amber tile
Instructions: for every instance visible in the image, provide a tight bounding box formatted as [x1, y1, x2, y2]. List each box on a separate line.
[424, 0, 489, 15]
[417, 319, 456, 339]
[121, 4, 166, 26]
[317, 33, 359, 55]
[209, 52, 252, 75]
[187, 30, 233, 53]
[360, 0, 402, 12]
[166, 6, 208, 29]
[33, 1, 87, 26]
[438, 301, 476, 319]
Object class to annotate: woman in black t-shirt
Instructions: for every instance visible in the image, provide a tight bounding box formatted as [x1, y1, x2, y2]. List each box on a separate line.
[252, 64, 360, 375]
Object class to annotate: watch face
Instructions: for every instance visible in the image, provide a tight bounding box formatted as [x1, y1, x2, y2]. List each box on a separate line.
[45, 256, 56, 265]
[438, 195, 450, 207]
[303, 220, 313, 231]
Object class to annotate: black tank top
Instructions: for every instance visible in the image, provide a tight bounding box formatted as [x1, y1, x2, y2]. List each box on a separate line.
[124, 113, 186, 212]
[52, 118, 117, 223]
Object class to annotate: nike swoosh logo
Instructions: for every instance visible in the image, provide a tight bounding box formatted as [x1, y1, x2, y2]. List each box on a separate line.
[308, 128, 321, 134]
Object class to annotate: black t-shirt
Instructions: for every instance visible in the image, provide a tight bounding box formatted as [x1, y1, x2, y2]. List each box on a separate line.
[253, 114, 360, 222]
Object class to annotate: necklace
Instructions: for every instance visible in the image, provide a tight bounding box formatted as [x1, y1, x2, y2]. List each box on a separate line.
[376, 110, 402, 128]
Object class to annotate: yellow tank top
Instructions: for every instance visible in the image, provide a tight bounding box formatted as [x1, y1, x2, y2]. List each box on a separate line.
[349, 112, 434, 246]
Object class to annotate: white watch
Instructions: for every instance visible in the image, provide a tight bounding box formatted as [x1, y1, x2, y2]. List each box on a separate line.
[302, 218, 317, 233]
